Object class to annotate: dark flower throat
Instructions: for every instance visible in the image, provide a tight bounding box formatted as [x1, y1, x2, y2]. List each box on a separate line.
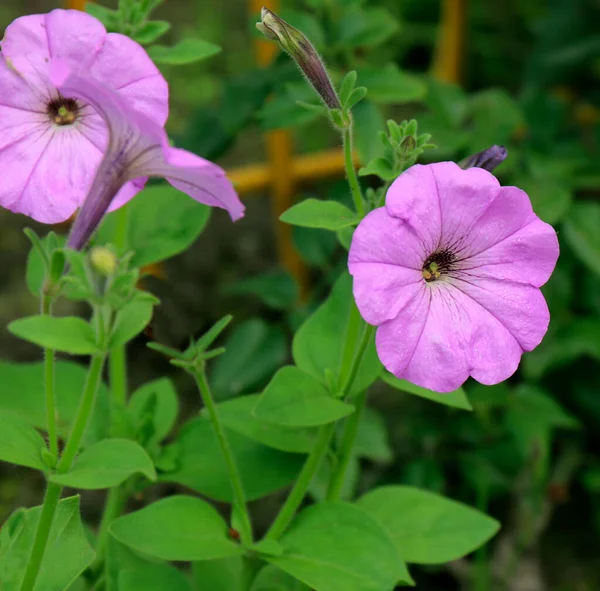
[47, 96, 79, 126]
[422, 248, 457, 282]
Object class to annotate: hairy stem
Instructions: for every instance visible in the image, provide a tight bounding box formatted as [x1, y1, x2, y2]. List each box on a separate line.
[343, 125, 364, 216]
[41, 295, 58, 461]
[194, 371, 253, 545]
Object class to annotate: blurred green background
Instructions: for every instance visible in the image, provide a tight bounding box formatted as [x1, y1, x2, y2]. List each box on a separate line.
[1, 0, 600, 589]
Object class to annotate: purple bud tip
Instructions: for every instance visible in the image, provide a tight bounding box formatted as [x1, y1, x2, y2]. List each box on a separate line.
[459, 145, 507, 172]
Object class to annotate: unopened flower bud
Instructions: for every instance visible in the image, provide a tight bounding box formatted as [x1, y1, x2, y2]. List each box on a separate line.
[90, 246, 117, 277]
[459, 145, 507, 172]
[400, 135, 416, 153]
[257, 8, 341, 110]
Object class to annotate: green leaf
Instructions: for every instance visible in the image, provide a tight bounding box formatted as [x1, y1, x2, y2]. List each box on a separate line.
[358, 157, 395, 181]
[51, 439, 156, 489]
[267, 502, 412, 591]
[254, 366, 354, 427]
[8, 316, 98, 355]
[281, 199, 359, 230]
[148, 38, 221, 65]
[0, 360, 109, 447]
[0, 412, 46, 470]
[209, 394, 316, 453]
[95, 184, 210, 267]
[26, 232, 66, 297]
[563, 201, 600, 276]
[381, 372, 472, 410]
[128, 378, 179, 444]
[192, 556, 243, 591]
[110, 495, 242, 561]
[0, 496, 95, 590]
[251, 565, 311, 591]
[119, 561, 194, 591]
[85, 2, 120, 30]
[338, 7, 399, 48]
[352, 100, 385, 164]
[160, 418, 304, 502]
[260, 83, 322, 130]
[425, 79, 468, 128]
[133, 20, 170, 44]
[211, 319, 287, 399]
[224, 271, 298, 310]
[357, 486, 500, 564]
[110, 299, 154, 348]
[293, 273, 382, 396]
[339, 71, 358, 106]
[292, 226, 338, 267]
[356, 65, 426, 105]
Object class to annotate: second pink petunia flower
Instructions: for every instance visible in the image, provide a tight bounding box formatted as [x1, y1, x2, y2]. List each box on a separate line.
[349, 162, 559, 393]
[0, 9, 168, 223]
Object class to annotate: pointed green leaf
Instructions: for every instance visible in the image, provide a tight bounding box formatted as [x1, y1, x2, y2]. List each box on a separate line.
[192, 556, 244, 591]
[51, 439, 156, 489]
[357, 486, 500, 564]
[563, 201, 600, 276]
[382, 372, 472, 410]
[8, 316, 98, 355]
[267, 502, 412, 591]
[133, 20, 171, 44]
[0, 411, 46, 470]
[0, 496, 95, 590]
[110, 495, 243, 561]
[293, 273, 382, 395]
[109, 299, 154, 348]
[254, 366, 354, 427]
[119, 560, 194, 591]
[148, 38, 221, 65]
[280, 199, 359, 231]
[209, 394, 317, 453]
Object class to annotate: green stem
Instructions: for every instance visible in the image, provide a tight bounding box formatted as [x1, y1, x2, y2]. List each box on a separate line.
[193, 371, 253, 545]
[343, 125, 364, 216]
[18, 482, 62, 591]
[326, 391, 367, 501]
[108, 346, 127, 407]
[326, 323, 375, 500]
[92, 487, 126, 573]
[57, 354, 107, 473]
[265, 422, 336, 541]
[41, 295, 58, 461]
[20, 353, 107, 591]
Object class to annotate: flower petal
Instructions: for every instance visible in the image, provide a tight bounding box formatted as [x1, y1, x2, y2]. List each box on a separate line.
[0, 58, 47, 111]
[45, 9, 106, 68]
[450, 275, 550, 352]
[384, 164, 442, 255]
[458, 219, 559, 287]
[90, 32, 168, 126]
[398, 283, 523, 392]
[428, 161, 501, 252]
[349, 207, 427, 270]
[374, 283, 431, 379]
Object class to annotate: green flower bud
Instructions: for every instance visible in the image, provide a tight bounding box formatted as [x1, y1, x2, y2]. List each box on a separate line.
[89, 246, 117, 277]
[257, 8, 341, 110]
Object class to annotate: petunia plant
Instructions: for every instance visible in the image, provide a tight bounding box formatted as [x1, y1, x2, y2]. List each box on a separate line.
[0, 4, 561, 591]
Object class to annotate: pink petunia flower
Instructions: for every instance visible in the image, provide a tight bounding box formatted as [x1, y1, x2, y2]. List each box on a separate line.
[50, 60, 244, 250]
[0, 9, 168, 223]
[348, 162, 559, 393]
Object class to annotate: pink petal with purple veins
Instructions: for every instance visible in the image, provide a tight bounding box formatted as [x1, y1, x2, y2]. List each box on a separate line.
[384, 164, 442, 254]
[399, 283, 523, 392]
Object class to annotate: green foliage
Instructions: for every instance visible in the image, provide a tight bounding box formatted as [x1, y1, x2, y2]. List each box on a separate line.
[254, 366, 355, 427]
[0, 497, 95, 590]
[148, 39, 222, 65]
[224, 271, 299, 310]
[563, 201, 600, 276]
[109, 299, 154, 348]
[8, 315, 98, 355]
[293, 273, 382, 395]
[280, 199, 359, 230]
[382, 372, 472, 410]
[159, 418, 304, 502]
[51, 439, 156, 489]
[0, 412, 47, 470]
[266, 502, 412, 591]
[357, 486, 500, 564]
[110, 495, 243, 561]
